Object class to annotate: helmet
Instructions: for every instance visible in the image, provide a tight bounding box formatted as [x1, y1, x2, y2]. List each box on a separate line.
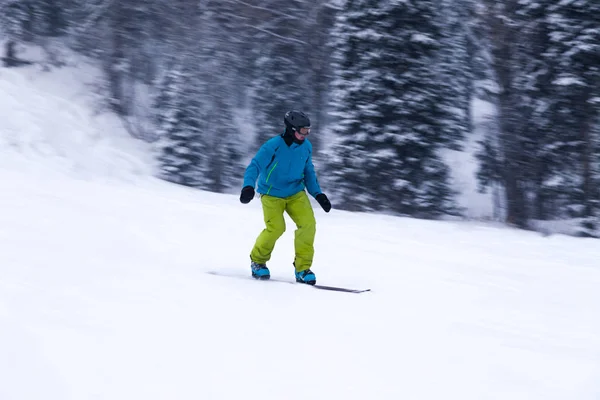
[284, 110, 311, 132]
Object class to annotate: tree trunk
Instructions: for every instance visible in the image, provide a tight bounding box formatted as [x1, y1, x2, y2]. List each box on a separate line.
[502, 158, 528, 227]
[486, 0, 529, 228]
[106, 3, 129, 116]
[3, 41, 17, 67]
[3, 40, 33, 67]
[581, 118, 594, 218]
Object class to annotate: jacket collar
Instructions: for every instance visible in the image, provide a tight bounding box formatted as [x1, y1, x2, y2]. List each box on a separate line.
[281, 129, 305, 147]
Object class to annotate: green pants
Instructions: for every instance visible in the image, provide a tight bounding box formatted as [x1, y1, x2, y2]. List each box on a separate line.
[250, 191, 316, 272]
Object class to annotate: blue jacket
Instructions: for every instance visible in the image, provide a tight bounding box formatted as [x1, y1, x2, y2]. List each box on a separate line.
[243, 135, 322, 199]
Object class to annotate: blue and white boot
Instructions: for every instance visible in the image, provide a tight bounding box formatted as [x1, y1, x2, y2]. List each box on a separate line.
[251, 261, 270, 280]
[295, 268, 316, 285]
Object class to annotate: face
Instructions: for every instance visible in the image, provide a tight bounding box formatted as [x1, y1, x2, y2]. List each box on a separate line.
[294, 127, 310, 141]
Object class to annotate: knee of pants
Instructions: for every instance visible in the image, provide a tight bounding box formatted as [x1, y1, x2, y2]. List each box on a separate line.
[301, 219, 316, 233]
[299, 213, 316, 231]
[268, 220, 286, 238]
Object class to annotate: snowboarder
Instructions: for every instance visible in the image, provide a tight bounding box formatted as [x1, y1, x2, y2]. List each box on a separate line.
[240, 110, 331, 285]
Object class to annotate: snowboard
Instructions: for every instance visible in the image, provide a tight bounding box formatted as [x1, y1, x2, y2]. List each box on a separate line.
[206, 270, 371, 294]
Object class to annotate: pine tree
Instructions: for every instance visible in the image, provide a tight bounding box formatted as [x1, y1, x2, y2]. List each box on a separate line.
[546, 0, 600, 236]
[197, 1, 244, 193]
[436, 0, 473, 150]
[31, 0, 69, 37]
[155, 68, 206, 187]
[301, 0, 338, 153]
[511, 0, 571, 222]
[249, 0, 314, 149]
[476, 0, 600, 234]
[154, 1, 245, 193]
[0, 0, 69, 38]
[1, 1, 33, 50]
[476, 0, 533, 227]
[327, 0, 457, 217]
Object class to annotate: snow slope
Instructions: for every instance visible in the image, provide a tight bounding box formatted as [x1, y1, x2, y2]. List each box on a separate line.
[0, 51, 152, 181]
[1, 60, 600, 400]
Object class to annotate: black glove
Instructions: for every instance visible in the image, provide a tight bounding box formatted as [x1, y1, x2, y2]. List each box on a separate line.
[240, 186, 255, 204]
[316, 193, 331, 213]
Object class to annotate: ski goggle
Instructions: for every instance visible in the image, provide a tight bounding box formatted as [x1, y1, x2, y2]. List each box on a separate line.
[296, 127, 311, 136]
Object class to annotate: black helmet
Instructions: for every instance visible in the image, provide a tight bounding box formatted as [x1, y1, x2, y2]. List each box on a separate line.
[284, 110, 311, 132]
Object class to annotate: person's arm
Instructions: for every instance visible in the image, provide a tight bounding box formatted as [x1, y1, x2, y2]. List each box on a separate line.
[243, 140, 277, 189]
[303, 149, 323, 198]
[303, 144, 331, 212]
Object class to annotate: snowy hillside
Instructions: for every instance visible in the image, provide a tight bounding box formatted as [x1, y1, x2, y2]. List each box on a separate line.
[0, 47, 153, 181]
[1, 58, 600, 400]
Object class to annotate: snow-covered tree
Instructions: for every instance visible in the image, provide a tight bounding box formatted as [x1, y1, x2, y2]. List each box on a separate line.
[476, 0, 542, 227]
[476, 0, 599, 234]
[546, 0, 600, 236]
[326, 0, 458, 217]
[155, 1, 245, 192]
[155, 68, 206, 187]
[197, 1, 244, 192]
[248, 1, 316, 149]
[435, 0, 473, 150]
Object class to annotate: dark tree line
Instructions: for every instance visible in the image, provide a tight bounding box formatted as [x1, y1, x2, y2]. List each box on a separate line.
[476, 0, 600, 236]
[1, 0, 598, 236]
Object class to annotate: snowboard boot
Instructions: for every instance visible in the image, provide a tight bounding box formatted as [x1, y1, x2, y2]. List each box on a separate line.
[251, 261, 270, 280]
[295, 268, 316, 285]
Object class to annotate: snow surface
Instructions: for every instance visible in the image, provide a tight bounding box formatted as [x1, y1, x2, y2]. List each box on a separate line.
[1, 57, 600, 400]
[0, 46, 153, 182]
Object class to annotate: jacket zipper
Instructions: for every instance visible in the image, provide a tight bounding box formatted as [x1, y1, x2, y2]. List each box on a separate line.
[265, 161, 278, 195]
[266, 161, 278, 183]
